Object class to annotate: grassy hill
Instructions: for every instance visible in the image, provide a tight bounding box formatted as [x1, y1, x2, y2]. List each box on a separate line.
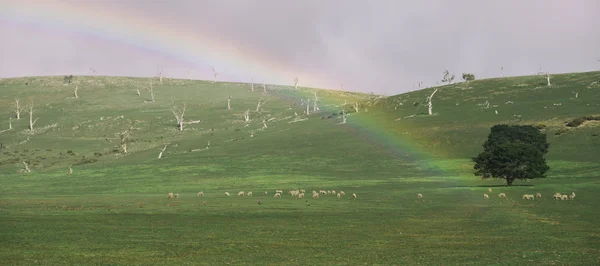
[1, 72, 599, 265]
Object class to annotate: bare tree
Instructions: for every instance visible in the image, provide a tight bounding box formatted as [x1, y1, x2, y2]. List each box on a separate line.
[212, 67, 218, 83]
[206, 140, 210, 149]
[20, 161, 31, 173]
[9, 117, 12, 130]
[244, 109, 250, 122]
[119, 126, 133, 154]
[14, 98, 21, 119]
[157, 68, 164, 83]
[67, 165, 73, 175]
[546, 72, 551, 87]
[262, 118, 268, 129]
[188, 70, 193, 80]
[158, 144, 168, 159]
[136, 88, 141, 96]
[73, 86, 79, 98]
[147, 81, 155, 103]
[262, 83, 267, 94]
[171, 103, 187, 131]
[227, 95, 232, 110]
[26, 102, 38, 130]
[442, 69, 455, 85]
[341, 106, 348, 124]
[426, 88, 439, 115]
[256, 98, 266, 112]
[418, 81, 423, 88]
[313, 92, 319, 112]
[306, 98, 310, 115]
[294, 77, 299, 89]
[353, 102, 359, 113]
[501, 66, 504, 77]
[251, 78, 255, 91]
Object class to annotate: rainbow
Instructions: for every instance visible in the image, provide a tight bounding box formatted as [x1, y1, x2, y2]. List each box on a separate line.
[0, 1, 332, 88]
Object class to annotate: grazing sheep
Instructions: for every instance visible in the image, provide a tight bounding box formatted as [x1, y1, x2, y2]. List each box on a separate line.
[238, 191, 245, 196]
[320, 190, 327, 195]
[535, 192, 542, 198]
[298, 193, 305, 199]
[332, 190, 336, 194]
[352, 193, 357, 199]
[300, 189, 306, 193]
[337, 193, 341, 199]
[488, 188, 492, 193]
[327, 190, 332, 195]
[312, 191, 317, 195]
[225, 192, 230, 197]
[483, 194, 489, 199]
[417, 193, 423, 199]
[197, 191, 204, 197]
[275, 190, 283, 194]
[312, 193, 319, 199]
[174, 194, 180, 199]
[561, 195, 569, 200]
[498, 193, 507, 199]
[569, 194, 575, 200]
[339, 191, 345, 196]
[167, 192, 174, 199]
[247, 192, 253, 196]
[553, 193, 562, 200]
[522, 194, 534, 200]
[264, 191, 268, 195]
[274, 192, 281, 198]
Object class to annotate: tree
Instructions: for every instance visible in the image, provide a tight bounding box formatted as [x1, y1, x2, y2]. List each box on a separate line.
[473, 124, 550, 186]
[442, 69, 455, 85]
[462, 73, 475, 82]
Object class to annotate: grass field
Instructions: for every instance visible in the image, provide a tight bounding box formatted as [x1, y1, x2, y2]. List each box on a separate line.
[1, 72, 599, 265]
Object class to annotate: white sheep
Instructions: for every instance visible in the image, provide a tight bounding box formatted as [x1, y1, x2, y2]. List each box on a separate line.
[483, 194, 489, 199]
[274, 192, 281, 198]
[300, 189, 306, 193]
[225, 192, 230, 197]
[275, 190, 283, 194]
[312, 190, 317, 195]
[264, 191, 268, 195]
[498, 193, 507, 199]
[197, 191, 204, 197]
[238, 191, 244, 196]
[417, 193, 423, 199]
[339, 191, 345, 196]
[337, 193, 341, 199]
[352, 193, 357, 199]
[535, 192, 542, 198]
[522, 194, 534, 200]
[327, 190, 332, 195]
[298, 193, 305, 199]
[247, 192, 253, 196]
[312, 193, 319, 199]
[174, 194, 180, 199]
[569, 192, 576, 200]
[553, 193, 562, 200]
[561, 195, 569, 200]
[332, 190, 336, 194]
[167, 192, 174, 199]
[488, 188, 492, 193]
[320, 190, 327, 195]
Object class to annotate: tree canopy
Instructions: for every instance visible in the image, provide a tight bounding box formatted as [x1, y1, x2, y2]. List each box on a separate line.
[473, 124, 550, 186]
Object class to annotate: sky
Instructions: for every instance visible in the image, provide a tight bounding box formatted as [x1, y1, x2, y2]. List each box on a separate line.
[1, 0, 599, 95]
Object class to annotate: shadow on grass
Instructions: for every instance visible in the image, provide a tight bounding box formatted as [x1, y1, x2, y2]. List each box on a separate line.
[450, 184, 535, 188]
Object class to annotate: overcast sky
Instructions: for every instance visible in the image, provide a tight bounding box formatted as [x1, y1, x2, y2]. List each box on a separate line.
[1, 0, 599, 94]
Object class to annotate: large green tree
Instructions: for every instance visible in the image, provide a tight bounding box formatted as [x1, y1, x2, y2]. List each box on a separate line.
[473, 124, 550, 186]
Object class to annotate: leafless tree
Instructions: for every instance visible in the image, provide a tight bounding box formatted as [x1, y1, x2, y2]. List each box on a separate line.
[442, 69, 455, 85]
[341, 105, 348, 124]
[250, 78, 255, 91]
[546, 72, 551, 87]
[427, 88, 439, 115]
[14, 98, 22, 119]
[188, 70, 193, 80]
[353, 102, 359, 113]
[67, 165, 73, 175]
[158, 144, 168, 159]
[73, 86, 79, 98]
[306, 98, 310, 115]
[227, 95, 232, 110]
[256, 98, 267, 112]
[147, 81, 155, 103]
[157, 68, 164, 83]
[20, 161, 31, 173]
[171, 103, 187, 131]
[119, 126, 134, 154]
[8, 117, 12, 130]
[313, 92, 319, 112]
[263, 83, 267, 94]
[294, 77, 299, 89]
[501, 66, 504, 77]
[212, 67, 218, 83]
[262, 118, 268, 129]
[244, 109, 250, 122]
[136, 88, 141, 96]
[26, 102, 38, 130]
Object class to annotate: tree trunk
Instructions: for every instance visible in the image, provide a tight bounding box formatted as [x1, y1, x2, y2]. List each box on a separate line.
[506, 176, 515, 186]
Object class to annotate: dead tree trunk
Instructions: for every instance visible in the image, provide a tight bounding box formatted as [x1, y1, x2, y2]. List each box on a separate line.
[212, 67, 218, 83]
[21, 161, 31, 173]
[14, 98, 21, 119]
[501, 66, 504, 77]
[171, 103, 187, 131]
[119, 129, 131, 154]
[136, 88, 141, 96]
[306, 98, 310, 115]
[427, 88, 439, 115]
[206, 140, 210, 149]
[546, 72, 551, 86]
[227, 95, 232, 110]
[244, 109, 250, 122]
[147, 82, 155, 103]
[251, 78, 255, 91]
[67, 165, 73, 175]
[158, 144, 168, 159]
[313, 92, 319, 112]
[188, 70, 193, 80]
[74, 86, 79, 98]
[353, 102, 359, 113]
[256, 99, 266, 112]
[26, 102, 38, 130]
[9, 117, 12, 130]
[263, 83, 267, 94]
[341, 108, 347, 124]
[294, 77, 299, 89]
[262, 119, 268, 129]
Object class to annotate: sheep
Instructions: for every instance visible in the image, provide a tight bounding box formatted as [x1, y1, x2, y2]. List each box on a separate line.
[264, 191, 268, 195]
[197, 191, 204, 197]
[483, 194, 489, 199]
[522, 194, 534, 200]
[339, 191, 345, 196]
[337, 193, 341, 199]
[312, 190, 317, 195]
[561, 195, 569, 200]
[225, 192, 230, 197]
[275, 190, 283, 194]
[320, 190, 327, 195]
[274, 192, 281, 198]
[498, 193, 507, 199]
[569, 194, 575, 200]
[488, 188, 492, 193]
[174, 194, 180, 199]
[167, 192, 174, 199]
[327, 190, 332, 195]
[535, 192, 542, 198]
[553, 193, 562, 200]
[417, 193, 423, 199]
[247, 192, 253, 196]
[298, 193, 305, 199]
[352, 193, 357, 199]
[312, 193, 319, 199]
[300, 189, 306, 193]
[238, 191, 244, 196]
[332, 190, 336, 194]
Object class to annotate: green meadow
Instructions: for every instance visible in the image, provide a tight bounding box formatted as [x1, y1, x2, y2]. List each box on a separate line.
[1, 72, 599, 265]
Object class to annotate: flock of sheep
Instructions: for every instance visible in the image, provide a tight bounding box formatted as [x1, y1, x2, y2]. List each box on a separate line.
[482, 188, 576, 201]
[166, 189, 358, 200]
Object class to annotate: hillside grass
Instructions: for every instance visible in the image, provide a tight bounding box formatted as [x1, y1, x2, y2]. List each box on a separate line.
[0, 72, 599, 265]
